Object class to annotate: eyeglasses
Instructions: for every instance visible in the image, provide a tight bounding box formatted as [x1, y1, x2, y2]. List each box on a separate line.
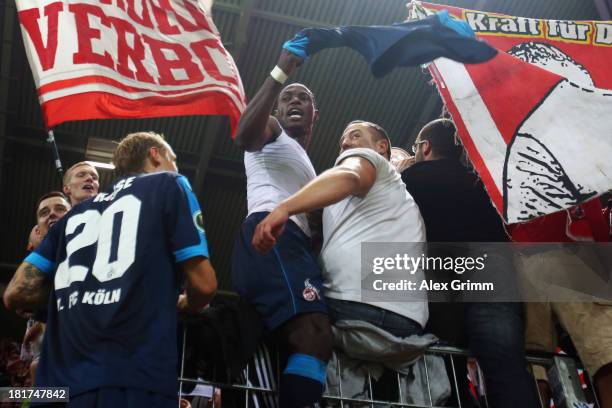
[412, 140, 427, 154]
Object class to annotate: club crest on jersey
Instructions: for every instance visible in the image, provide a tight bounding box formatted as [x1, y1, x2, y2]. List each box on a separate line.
[193, 210, 205, 233]
[302, 279, 320, 302]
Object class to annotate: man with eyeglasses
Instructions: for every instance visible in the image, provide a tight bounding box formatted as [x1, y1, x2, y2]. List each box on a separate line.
[403, 119, 509, 242]
[401, 118, 540, 408]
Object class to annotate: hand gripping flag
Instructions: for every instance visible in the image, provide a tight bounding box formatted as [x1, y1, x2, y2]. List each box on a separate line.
[411, 1, 612, 224]
[16, 0, 246, 134]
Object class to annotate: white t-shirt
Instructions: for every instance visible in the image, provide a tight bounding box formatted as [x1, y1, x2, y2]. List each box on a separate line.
[319, 148, 428, 327]
[245, 129, 316, 236]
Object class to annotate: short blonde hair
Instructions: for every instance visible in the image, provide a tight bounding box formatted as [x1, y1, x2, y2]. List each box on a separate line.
[63, 161, 96, 186]
[113, 132, 167, 176]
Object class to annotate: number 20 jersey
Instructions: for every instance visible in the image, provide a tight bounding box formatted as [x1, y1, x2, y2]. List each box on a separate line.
[24, 172, 209, 398]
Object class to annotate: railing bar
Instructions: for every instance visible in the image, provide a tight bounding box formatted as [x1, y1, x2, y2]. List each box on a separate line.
[482, 363, 489, 408]
[338, 356, 344, 408]
[449, 355, 462, 408]
[178, 346, 584, 408]
[367, 371, 374, 408]
[245, 363, 249, 408]
[426, 346, 555, 366]
[177, 377, 275, 393]
[179, 325, 187, 407]
[529, 364, 545, 408]
[276, 349, 280, 392]
[586, 370, 602, 408]
[324, 394, 449, 407]
[423, 355, 433, 407]
[275, 349, 280, 407]
[397, 371, 404, 404]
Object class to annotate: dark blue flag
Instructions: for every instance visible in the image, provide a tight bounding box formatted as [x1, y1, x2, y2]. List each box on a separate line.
[283, 11, 497, 78]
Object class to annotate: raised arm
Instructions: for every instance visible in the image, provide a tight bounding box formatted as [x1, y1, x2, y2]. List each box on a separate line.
[3, 262, 51, 312]
[234, 50, 303, 152]
[252, 156, 377, 253]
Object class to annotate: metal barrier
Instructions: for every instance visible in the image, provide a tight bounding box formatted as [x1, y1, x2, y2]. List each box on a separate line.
[178, 328, 601, 408]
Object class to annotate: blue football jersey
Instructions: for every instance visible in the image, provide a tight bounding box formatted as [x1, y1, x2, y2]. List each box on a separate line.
[25, 172, 209, 398]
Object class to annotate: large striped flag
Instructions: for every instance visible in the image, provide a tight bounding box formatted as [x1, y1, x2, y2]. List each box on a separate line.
[16, 0, 245, 133]
[411, 2, 612, 224]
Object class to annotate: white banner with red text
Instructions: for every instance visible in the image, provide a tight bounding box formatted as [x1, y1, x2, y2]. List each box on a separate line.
[17, 0, 246, 133]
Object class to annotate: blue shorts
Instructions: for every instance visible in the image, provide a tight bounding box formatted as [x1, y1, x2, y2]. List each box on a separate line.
[232, 212, 327, 330]
[32, 387, 177, 408]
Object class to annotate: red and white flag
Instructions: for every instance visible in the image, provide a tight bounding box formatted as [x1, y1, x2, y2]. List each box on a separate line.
[412, 2, 612, 224]
[17, 0, 246, 133]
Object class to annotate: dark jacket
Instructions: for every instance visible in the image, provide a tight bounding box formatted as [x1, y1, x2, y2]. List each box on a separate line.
[401, 159, 508, 243]
[402, 159, 512, 343]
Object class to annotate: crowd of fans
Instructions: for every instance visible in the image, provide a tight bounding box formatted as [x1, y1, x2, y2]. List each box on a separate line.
[1, 45, 611, 408]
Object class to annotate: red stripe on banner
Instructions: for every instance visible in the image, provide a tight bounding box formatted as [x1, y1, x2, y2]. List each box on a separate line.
[429, 63, 504, 213]
[40, 90, 243, 134]
[464, 52, 563, 145]
[16, 0, 245, 134]
[38, 75, 243, 101]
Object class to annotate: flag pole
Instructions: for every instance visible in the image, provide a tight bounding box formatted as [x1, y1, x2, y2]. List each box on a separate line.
[46, 129, 64, 183]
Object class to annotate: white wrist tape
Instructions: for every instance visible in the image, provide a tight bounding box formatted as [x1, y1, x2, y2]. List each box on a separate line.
[270, 65, 289, 84]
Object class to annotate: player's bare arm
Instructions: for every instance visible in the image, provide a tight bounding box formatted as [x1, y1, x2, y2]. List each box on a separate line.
[178, 257, 218, 313]
[252, 156, 376, 253]
[234, 50, 304, 152]
[3, 262, 51, 312]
